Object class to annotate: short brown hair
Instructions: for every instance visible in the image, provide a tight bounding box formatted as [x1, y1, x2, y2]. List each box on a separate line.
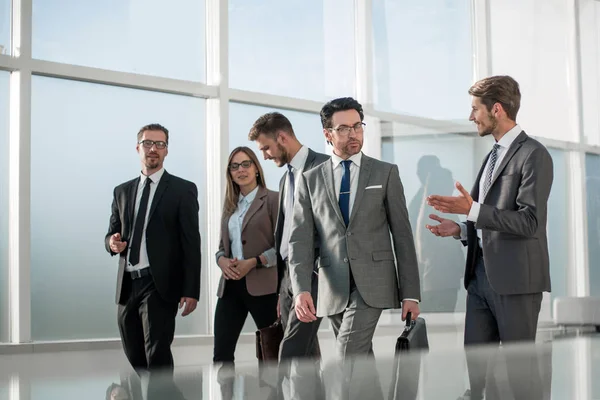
[137, 123, 169, 143]
[248, 112, 295, 141]
[468, 76, 521, 121]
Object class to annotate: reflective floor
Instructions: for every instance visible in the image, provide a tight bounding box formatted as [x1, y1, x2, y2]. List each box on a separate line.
[0, 331, 598, 399]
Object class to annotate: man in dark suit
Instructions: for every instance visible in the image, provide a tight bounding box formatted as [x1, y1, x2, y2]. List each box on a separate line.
[249, 112, 329, 360]
[426, 76, 553, 399]
[105, 123, 201, 375]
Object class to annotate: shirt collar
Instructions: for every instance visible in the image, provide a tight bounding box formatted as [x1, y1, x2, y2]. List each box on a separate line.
[238, 185, 259, 205]
[288, 145, 309, 171]
[331, 151, 362, 168]
[140, 168, 165, 185]
[496, 124, 522, 149]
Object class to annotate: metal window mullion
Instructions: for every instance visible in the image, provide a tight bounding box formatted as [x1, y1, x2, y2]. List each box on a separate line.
[8, 0, 32, 344]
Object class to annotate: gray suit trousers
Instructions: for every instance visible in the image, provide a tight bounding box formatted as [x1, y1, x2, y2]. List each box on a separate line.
[465, 253, 543, 399]
[329, 286, 383, 357]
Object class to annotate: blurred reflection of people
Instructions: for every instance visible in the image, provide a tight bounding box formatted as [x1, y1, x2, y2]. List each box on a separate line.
[408, 156, 464, 312]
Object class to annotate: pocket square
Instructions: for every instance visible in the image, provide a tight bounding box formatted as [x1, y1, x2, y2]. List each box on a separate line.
[365, 185, 383, 190]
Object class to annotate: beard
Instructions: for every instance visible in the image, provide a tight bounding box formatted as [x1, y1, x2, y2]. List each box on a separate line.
[144, 155, 161, 169]
[478, 113, 498, 137]
[277, 143, 290, 166]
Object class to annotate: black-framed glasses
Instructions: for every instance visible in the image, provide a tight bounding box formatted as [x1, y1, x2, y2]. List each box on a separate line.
[330, 122, 366, 135]
[229, 159, 254, 171]
[139, 140, 168, 149]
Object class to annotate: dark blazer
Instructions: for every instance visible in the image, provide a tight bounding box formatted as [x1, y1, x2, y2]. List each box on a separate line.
[464, 131, 553, 295]
[274, 148, 330, 292]
[105, 170, 201, 305]
[216, 186, 279, 297]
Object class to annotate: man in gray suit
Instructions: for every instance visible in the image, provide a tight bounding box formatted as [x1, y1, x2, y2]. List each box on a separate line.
[289, 97, 421, 357]
[249, 112, 329, 360]
[426, 75, 553, 399]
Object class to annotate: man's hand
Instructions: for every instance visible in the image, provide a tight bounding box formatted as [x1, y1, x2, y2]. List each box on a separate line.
[179, 297, 197, 317]
[109, 233, 127, 253]
[231, 258, 256, 280]
[217, 256, 239, 280]
[276, 296, 281, 319]
[427, 182, 473, 215]
[294, 292, 317, 323]
[425, 214, 461, 237]
[402, 300, 420, 321]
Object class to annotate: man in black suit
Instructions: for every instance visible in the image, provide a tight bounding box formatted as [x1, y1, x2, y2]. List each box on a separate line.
[105, 123, 201, 375]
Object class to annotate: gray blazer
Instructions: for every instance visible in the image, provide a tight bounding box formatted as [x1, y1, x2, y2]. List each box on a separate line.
[464, 131, 553, 295]
[274, 148, 330, 292]
[288, 154, 420, 317]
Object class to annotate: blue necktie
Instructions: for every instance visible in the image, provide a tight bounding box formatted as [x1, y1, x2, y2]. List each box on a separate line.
[339, 160, 352, 226]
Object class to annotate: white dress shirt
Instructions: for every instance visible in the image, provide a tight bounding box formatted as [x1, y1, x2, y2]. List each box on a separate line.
[459, 124, 522, 242]
[331, 151, 362, 214]
[282, 145, 309, 217]
[127, 168, 165, 272]
[227, 186, 277, 267]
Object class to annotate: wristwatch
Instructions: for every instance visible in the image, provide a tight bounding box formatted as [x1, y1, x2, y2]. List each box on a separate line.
[255, 256, 263, 268]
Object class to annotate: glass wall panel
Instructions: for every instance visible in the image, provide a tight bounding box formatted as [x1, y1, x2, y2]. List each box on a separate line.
[587, 153, 600, 296]
[489, 0, 575, 142]
[31, 76, 207, 340]
[32, 0, 206, 81]
[372, 0, 472, 120]
[229, 0, 355, 101]
[0, 0, 9, 56]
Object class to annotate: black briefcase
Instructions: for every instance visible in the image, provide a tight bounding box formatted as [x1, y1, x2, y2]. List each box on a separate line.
[256, 319, 284, 362]
[395, 312, 429, 353]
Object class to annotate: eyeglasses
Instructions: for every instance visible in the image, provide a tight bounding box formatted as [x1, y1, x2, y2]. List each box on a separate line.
[329, 122, 366, 135]
[139, 140, 168, 149]
[229, 160, 254, 171]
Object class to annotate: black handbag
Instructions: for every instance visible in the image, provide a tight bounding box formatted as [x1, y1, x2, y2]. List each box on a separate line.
[395, 312, 429, 353]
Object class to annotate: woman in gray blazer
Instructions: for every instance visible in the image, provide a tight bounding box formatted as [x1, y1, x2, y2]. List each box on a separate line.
[213, 146, 279, 363]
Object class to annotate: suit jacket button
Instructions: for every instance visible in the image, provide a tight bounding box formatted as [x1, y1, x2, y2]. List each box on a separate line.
[343, 257, 348, 263]
[242, 240, 246, 245]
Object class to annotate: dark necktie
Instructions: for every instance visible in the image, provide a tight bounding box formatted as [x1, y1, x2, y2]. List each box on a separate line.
[481, 144, 501, 201]
[339, 160, 352, 226]
[129, 177, 152, 266]
[279, 164, 295, 260]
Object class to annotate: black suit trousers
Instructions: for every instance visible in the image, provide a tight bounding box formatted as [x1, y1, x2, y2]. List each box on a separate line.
[117, 274, 178, 374]
[213, 277, 278, 363]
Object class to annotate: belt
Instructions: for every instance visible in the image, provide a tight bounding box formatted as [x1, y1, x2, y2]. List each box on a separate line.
[129, 268, 151, 280]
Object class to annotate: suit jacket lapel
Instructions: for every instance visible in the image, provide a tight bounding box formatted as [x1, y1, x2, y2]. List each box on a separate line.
[304, 149, 317, 169]
[242, 186, 267, 232]
[221, 213, 231, 257]
[321, 162, 346, 227]
[148, 171, 170, 220]
[471, 154, 488, 202]
[487, 131, 526, 190]
[349, 154, 372, 225]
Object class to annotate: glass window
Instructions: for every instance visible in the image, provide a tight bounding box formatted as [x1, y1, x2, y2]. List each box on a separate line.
[587, 153, 600, 296]
[32, 0, 205, 82]
[0, 0, 9, 56]
[228, 102, 326, 332]
[229, 0, 355, 101]
[489, 0, 575, 142]
[372, 0, 472, 120]
[31, 76, 207, 340]
[579, 0, 600, 146]
[381, 129, 475, 314]
[544, 148, 568, 317]
[0, 72, 9, 342]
